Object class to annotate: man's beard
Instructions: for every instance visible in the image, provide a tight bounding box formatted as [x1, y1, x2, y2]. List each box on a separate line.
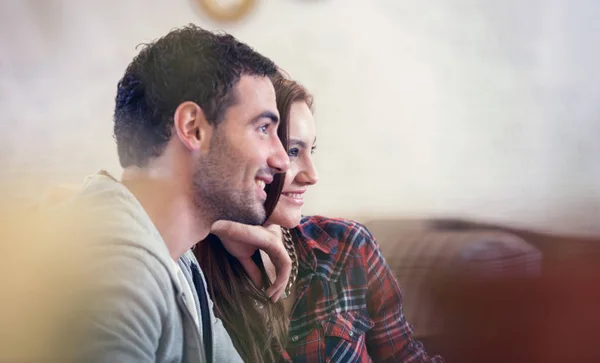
[191, 132, 266, 226]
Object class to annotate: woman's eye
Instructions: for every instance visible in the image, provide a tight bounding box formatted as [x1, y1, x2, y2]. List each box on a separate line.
[288, 148, 299, 157]
[258, 124, 269, 133]
[311, 146, 317, 154]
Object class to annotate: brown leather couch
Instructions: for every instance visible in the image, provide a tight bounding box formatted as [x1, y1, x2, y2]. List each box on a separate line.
[363, 217, 600, 363]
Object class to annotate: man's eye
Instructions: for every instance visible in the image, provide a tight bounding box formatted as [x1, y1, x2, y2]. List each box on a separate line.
[288, 148, 299, 157]
[258, 124, 269, 133]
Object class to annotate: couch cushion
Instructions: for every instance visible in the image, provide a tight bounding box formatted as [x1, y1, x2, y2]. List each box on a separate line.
[362, 218, 542, 338]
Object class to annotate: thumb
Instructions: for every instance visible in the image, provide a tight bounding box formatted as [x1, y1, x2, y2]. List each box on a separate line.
[211, 220, 272, 248]
[210, 220, 237, 234]
[211, 220, 252, 241]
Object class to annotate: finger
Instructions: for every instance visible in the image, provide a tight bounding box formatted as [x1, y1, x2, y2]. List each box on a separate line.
[264, 243, 291, 300]
[266, 280, 286, 302]
[239, 257, 263, 289]
[270, 286, 285, 303]
[211, 220, 272, 248]
[264, 268, 289, 301]
[265, 285, 281, 302]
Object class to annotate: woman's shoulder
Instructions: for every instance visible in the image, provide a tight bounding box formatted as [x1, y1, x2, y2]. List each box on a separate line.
[297, 215, 376, 249]
[298, 215, 368, 230]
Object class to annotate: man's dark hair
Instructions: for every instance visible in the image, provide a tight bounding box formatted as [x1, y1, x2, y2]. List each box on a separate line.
[113, 24, 278, 168]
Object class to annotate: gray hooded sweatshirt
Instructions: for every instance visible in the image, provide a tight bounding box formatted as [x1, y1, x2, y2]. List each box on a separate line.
[57, 171, 242, 363]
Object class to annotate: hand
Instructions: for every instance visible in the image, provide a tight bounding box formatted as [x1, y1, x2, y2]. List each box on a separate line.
[210, 220, 291, 302]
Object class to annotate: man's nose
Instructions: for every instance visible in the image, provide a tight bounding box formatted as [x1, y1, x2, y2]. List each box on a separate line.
[267, 138, 290, 174]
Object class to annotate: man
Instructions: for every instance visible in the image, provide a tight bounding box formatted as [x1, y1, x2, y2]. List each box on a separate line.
[53, 24, 292, 363]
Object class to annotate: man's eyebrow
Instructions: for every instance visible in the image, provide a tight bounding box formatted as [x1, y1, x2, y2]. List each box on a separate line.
[250, 111, 279, 124]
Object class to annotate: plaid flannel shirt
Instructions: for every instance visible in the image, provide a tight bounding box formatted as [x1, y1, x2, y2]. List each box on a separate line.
[280, 216, 443, 363]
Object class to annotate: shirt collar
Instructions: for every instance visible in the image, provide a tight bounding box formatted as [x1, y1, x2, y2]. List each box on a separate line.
[294, 216, 339, 272]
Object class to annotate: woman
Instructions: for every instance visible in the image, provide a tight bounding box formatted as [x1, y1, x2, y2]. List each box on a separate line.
[196, 72, 442, 362]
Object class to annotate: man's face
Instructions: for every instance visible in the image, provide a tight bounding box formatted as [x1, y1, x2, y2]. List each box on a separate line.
[193, 75, 289, 225]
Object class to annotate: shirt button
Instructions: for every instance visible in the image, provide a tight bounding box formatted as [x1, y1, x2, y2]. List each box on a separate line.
[292, 335, 299, 342]
[348, 331, 354, 337]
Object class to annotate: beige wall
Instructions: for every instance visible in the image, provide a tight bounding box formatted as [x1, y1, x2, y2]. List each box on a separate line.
[1, 0, 599, 235]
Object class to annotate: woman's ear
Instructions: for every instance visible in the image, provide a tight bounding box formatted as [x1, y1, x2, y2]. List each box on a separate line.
[173, 101, 212, 151]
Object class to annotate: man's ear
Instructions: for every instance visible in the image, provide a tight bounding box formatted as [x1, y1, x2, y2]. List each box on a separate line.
[173, 101, 212, 152]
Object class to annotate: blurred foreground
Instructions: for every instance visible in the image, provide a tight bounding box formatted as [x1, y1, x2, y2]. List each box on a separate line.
[2, 191, 600, 362]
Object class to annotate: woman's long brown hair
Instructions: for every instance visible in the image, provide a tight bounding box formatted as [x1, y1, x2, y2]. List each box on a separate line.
[195, 71, 314, 363]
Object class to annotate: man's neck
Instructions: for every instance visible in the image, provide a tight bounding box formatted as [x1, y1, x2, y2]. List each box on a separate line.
[121, 168, 209, 261]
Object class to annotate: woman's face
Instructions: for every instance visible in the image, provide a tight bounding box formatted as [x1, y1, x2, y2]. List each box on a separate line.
[266, 100, 318, 228]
